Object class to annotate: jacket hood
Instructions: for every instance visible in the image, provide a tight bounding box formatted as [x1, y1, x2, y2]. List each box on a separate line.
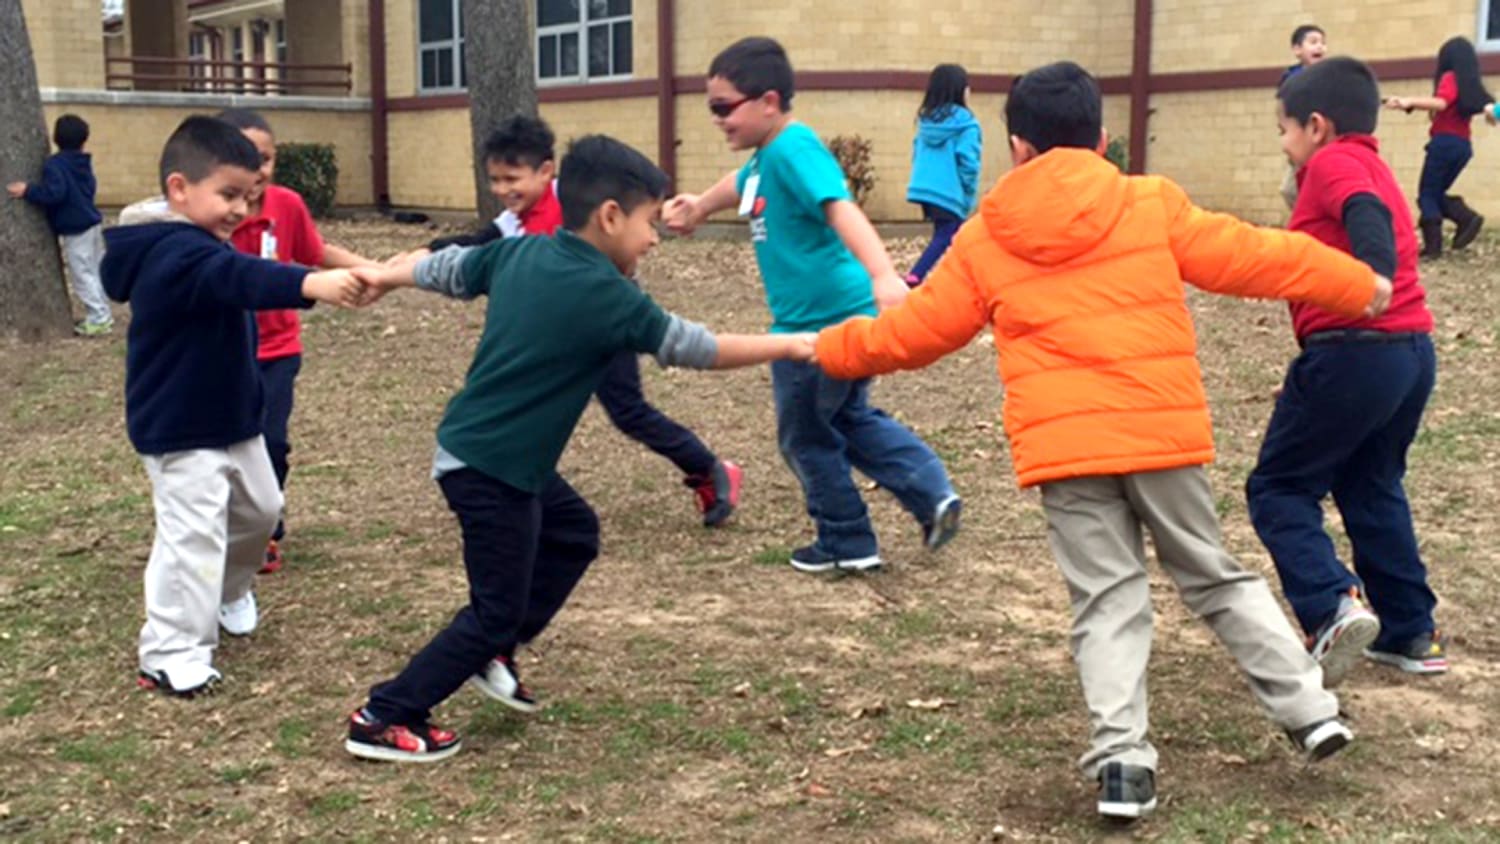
[101, 218, 199, 301]
[916, 107, 979, 146]
[981, 147, 1129, 266]
[57, 150, 95, 182]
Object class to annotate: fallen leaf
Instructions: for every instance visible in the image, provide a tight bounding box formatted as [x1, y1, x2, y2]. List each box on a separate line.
[905, 697, 956, 710]
[823, 743, 870, 758]
[805, 782, 835, 798]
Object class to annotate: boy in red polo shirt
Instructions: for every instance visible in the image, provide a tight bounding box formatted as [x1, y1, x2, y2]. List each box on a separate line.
[1248, 58, 1445, 688]
[218, 109, 378, 574]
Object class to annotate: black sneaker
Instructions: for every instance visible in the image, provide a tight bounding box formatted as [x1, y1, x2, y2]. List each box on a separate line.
[788, 544, 882, 574]
[1287, 717, 1353, 762]
[686, 460, 742, 527]
[1365, 630, 1449, 675]
[136, 665, 221, 698]
[468, 654, 540, 713]
[1096, 761, 1156, 820]
[921, 494, 962, 551]
[344, 709, 461, 763]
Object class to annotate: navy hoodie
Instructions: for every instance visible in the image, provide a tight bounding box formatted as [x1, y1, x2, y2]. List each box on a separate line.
[23, 151, 104, 235]
[102, 218, 312, 454]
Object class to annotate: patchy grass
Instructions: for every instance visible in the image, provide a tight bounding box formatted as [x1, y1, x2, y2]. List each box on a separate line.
[0, 221, 1497, 841]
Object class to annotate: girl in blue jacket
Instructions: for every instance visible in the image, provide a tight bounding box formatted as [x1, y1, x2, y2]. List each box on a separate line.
[905, 64, 981, 286]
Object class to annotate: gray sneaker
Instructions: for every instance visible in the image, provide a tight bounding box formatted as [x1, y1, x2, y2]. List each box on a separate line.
[1308, 588, 1379, 687]
[1096, 761, 1156, 820]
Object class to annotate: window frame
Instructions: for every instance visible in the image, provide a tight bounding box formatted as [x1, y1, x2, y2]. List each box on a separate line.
[536, 0, 633, 87]
[416, 0, 466, 94]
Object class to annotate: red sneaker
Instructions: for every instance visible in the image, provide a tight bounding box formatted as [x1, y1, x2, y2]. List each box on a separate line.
[260, 539, 284, 574]
[344, 709, 461, 763]
[686, 460, 742, 527]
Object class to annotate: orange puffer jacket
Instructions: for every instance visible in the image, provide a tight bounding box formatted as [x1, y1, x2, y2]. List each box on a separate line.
[817, 148, 1376, 488]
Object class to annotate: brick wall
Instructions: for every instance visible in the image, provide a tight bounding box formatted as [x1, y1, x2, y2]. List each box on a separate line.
[21, 0, 106, 90]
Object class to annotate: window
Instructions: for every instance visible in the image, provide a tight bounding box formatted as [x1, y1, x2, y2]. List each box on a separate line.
[1482, 0, 1500, 50]
[275, 19, 287, 66]
[188, 31, 209, 89]
[537, 0, 632, 84]
[418, 0, 466, 92]
[231, 25, 245, 91]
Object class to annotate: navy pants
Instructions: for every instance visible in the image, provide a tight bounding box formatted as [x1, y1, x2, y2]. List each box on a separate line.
[1417, 134, 1472, 220]
[1245, 333, 1438, 652]
[910, 203, 962, 283]
[366, 469, 599, 725]
[259, 354, 301, 541]
[595, 348, 717, 478]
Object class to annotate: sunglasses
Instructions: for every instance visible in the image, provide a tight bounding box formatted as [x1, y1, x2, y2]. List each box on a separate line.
[708, 94, 758, 118]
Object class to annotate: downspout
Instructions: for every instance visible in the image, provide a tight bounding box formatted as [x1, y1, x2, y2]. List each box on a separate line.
[368, 0, 390, 208]
[656, 0, 676, 185]
[1127, 0, 1152, 174]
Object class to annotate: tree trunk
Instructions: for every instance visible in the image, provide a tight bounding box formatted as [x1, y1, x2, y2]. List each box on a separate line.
[0, 0, 73, 342]
[462, 0, 537, 223]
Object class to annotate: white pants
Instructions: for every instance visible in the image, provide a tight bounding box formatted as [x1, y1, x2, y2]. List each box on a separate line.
[60, 225, 111, 326]
[138, 436, 280, 674]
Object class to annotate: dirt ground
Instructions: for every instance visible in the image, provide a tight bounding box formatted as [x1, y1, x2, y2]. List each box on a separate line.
[1, 220, 1497, 843]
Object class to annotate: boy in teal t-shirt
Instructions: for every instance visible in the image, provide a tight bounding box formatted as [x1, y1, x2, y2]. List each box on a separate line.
[667, 36, 961, 573]
[342, 136, 814, 763]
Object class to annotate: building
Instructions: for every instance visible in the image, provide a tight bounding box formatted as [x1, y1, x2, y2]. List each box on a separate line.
[19, 0, 1500, 223]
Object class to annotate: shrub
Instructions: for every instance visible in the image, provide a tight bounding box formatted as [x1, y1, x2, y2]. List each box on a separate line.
[1104, 135, 1130, 173]
[824, 134, 877, 207]
[275, 142, 339, 217]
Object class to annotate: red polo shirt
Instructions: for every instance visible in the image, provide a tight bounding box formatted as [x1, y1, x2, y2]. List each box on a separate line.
[1430, 72, 1470, 139]
[230, 185, 325, 361]
[1288, 134, 1433, 339]
[518, 182, 563, 235]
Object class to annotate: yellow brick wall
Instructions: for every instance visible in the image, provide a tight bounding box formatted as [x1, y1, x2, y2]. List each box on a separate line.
[45, 103, 374, 209]
[22, 0, 107, 90]
[1152, 0, 1474, 74]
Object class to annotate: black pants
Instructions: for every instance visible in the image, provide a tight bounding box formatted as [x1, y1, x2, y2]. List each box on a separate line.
[259, 354, 300, 541]
[365, 468, 599, 725]
[595, 348, 717, 478]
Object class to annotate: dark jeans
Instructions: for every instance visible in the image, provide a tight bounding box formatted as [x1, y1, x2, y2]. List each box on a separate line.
[1245, 333, 1437, 652]
[771, 359, 954, 558]
[259, 354, 301, 541]
[595, 349, 717, 478]
[910, 203, 963, 282]
[1417, 134, 1472, 220]
[366, 469, 599, 725]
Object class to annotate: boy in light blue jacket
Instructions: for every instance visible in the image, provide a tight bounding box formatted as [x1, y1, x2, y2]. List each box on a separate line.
[905, 64, 982, 286]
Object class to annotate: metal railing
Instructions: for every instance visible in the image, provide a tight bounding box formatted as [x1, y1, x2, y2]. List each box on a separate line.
[106, 55, 353, 95]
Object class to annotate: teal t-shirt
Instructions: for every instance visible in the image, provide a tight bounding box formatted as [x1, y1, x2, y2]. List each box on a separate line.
[435, 231, 671, 494]
[737, 122, 878, 333]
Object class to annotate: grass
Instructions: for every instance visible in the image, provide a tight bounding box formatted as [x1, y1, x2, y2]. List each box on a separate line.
[0, 224, 1496, 842]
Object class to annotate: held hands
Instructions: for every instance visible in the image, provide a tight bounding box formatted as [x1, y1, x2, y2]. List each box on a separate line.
[1365, 275, 1394, 318]
[1382, 96, 1414, 113]
[786, 332, 818, 364]
[661, 194, 704, 235]
[302, 269, 366, 309]
[6, 182, 26, 199]
[872, 270, 910, 311]
[350, 264, 407, 306]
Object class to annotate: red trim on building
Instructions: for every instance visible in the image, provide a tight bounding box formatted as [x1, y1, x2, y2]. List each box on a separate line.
[1128, 0, 1153, 173]
[368, 0, 388, 206]
[657, 0, 677, 183]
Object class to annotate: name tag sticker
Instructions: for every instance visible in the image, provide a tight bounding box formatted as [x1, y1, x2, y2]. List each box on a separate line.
[738, 174, 760, 217]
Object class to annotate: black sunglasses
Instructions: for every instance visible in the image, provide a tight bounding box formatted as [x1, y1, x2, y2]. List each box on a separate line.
[708, 94, 758, 118]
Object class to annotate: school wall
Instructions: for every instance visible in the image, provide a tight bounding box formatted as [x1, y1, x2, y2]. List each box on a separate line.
[22, 0, 107, 91]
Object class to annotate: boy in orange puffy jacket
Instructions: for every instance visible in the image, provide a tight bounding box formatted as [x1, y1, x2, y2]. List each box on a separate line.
[813, 61, 1393, 822]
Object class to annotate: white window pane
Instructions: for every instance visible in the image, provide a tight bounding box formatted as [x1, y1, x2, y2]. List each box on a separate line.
[560, 31, 579, 76]
[419, 0, 454, 42]
[538, 0, 580, 26]
[612, 21, 631, 74]
[588, 24, 609, 77]
[1489, 0, 1500, 41]
[539, 34, 558, 78]
[588, 0, 609, 18]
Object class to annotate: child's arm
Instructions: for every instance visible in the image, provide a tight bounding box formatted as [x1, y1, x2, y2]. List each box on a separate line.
[956, 125, 982, 214]
[825, 199, 909, 310]
[321, 243, 381, 269]
[650, 313, 813, 370]
[9, 159, 66, 207]
[6, 182, 27, 199]
[663, 170, 740, 235]
[1384, 95, 1448, 112]
[354, 243, 495, 304]
[815, 244, 991, 380]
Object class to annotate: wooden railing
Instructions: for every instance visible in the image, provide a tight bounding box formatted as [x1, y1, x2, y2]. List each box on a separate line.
[106, 55, 353, 95]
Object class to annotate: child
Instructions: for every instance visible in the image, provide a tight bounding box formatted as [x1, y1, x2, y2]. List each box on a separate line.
[407, 115, 744, 527]
[665, 37, 961, 573]
[1384, 36, 1494, 258]
[343, 135, 812, 762]
[101, 116, 362, 696]
[6, 114, 113, 335]
[216, 108, 378, 573]
[904, 63, 981, 287]
[1277, 25, 1328, 209]
[1248, 57, 1444, 686]
[812, 61, 1390, 820]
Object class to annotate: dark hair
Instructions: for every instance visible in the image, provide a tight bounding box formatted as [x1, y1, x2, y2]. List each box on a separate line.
[215, 108, 273, 135]
[482, 114, 556, 168]
[1435, 36, 1494, 118]
[157, 115, 262, 193]
[918, 64, 969, 122]
[1290, 25, 1324, 48]
[53, 114, 90, 151]
[1005, 62, 1102, 154]
[557, 135, 669, 231]
[708, 37, 794, 112]
[1277, 56, 1380, 135]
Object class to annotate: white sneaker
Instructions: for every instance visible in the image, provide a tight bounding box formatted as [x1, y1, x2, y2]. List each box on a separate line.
[219, 592, 258, 636]
[468, 655, 539, 713]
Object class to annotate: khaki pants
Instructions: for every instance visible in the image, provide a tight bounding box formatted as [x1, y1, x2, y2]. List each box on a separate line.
[60, 224, 111, 326]
[1040, 466, 1337, 777]
[138, 436, 280, 675]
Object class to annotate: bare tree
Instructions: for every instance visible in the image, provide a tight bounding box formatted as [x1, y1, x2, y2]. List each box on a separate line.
[0, 0, 73, 341]
[462, 0, 537, 222]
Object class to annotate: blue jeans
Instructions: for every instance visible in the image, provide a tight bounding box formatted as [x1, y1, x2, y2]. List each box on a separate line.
[259, 354, 300, 541]
[771, 359, 954, 558]
[910, 203, 962, 282]
[1245, 334, 1437, 652]
[1417, 134, 1472, 220]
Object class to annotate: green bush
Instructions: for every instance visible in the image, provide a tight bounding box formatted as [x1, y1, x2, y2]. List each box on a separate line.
[1104, 136, 1130, 173]
[275, 142, 339, 217]
[824, 134, 877, 207]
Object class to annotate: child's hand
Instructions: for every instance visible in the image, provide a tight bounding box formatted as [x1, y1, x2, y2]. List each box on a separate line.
[351, 265, 399, 306]
[386, 247, 430, 266]
[872, 270, 910, 311]
[786, 332, 818, 364]
[662, 194, 703, 235]
[6, 182, 26, 199]
[303, 269, 365, 309]
[1366, 275, 1393, 318]
[1383, 96, 1411, 112]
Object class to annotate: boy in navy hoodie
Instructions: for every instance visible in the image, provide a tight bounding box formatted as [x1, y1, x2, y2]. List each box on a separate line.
[102, 116, 363, 696]
[7, 114, 113, 335]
